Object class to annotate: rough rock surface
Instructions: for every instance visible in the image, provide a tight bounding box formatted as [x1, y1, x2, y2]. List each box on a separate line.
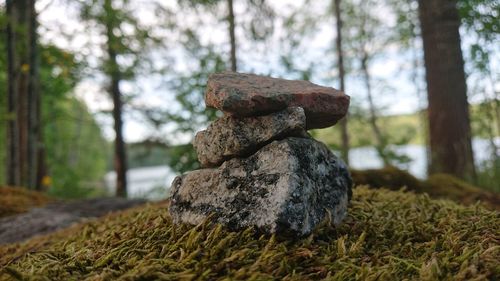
[194, 107, 308, 167]
[169, 137, 352, 237]
[205, 72, 350, 129]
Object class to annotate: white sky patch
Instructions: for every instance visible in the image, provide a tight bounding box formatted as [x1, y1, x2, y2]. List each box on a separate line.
[74, 81, 111, 113]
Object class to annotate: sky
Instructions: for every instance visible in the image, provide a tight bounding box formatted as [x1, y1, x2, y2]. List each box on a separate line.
[36, 0, 498, 143]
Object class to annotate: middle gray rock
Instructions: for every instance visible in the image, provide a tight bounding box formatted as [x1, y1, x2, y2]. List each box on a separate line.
[170, 137, 352, 237]
[193, 107, 307, 167]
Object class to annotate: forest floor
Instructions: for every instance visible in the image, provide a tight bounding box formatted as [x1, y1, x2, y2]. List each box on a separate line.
[0, 188, 146, 245]
[0, 171, 498, 280]
[0, 186, 498, 280]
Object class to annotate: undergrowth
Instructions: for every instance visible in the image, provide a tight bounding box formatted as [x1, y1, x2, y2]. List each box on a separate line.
[1, 186, 498, 280]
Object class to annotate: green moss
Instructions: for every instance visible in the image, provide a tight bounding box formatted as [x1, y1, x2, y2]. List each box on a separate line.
[426, 174, 500, 209]
[351, 167, 500, 210]
[0, 186, 52, 218]
[351, 166, 424, 192]
[1, 187, 498, 280]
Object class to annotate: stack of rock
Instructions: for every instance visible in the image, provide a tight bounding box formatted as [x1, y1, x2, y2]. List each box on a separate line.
[169, 72, 353, 237]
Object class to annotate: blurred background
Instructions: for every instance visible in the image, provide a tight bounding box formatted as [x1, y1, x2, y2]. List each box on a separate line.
[0, 0, 498, 200]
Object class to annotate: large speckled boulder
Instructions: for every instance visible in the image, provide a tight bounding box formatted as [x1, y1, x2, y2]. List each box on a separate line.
[205, 72, 350, 129]
[193, 107, 307, 167]
[169, 137, 352, 237]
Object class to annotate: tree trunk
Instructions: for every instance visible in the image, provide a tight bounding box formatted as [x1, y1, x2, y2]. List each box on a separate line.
[16, 0, 30, 188]
[111, 74, 127, 198]
[418, 0, 475, 180]
[227, 0, 237, 72]
[6, 0, 39, 188]
[358, 14, 387, 165]
[105, 0, 128, 197]
[333, 0, 350, 165]
[6, 0, 19, 186]
[28, 0, 41, 189]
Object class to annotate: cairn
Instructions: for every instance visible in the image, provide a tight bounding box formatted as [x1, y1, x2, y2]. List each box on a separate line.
[169, 72, 353, 237]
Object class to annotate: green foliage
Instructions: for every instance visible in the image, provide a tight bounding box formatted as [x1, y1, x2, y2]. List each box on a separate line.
[168, 38, 225, 134]
[40, 45, 109, 198]
[458, 0, 499, 73]
[127, 143, 171, 169]
[476, 149, 500, 193]
[389, 0, 419, 46]
[179, 0, 275, 42]
[317, 102, 499, 174]
[146, 0, 277, 174]
[316, 104, 498, 146]
[342, 0, 389, 55]
[315, 112, 423, 148]
[459, 0, 500, 38]
[165, 143, 200, 174]
[458, 0, 500, 192]
[470, 101, 500, 139]
[464, 100, 499, 192]
[43, 97, 109, 199]
[127, 142, 199, 175]
[79, 0, 158, 80]
[148, 25, 228, 173]
[389, 0, 499, 76]
[0, 26, 109, 198]
[281, 0, 413, 166]
[1, 187, 499, 280]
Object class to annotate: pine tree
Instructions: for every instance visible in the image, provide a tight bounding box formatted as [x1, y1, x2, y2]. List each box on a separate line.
[5, 0, 41, 189]
[418, 0, 476, 180]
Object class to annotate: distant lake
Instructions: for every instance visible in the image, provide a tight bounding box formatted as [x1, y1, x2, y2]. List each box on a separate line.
[105, 138, 498, 199]
[348, 137, 498, 178]
[104, 165, 176, 200]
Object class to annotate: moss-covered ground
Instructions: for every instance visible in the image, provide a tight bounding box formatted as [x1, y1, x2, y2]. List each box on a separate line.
[351, 167, 500, 210]
[1, 186, 498, 281]
[0, 187, 52, 218]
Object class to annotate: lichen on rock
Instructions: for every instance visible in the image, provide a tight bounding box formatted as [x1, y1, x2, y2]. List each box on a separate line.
[171, 137, 352, 237]
[193, 107, 308, 167]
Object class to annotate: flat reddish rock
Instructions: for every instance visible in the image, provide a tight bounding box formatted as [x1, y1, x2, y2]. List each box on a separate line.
[205, 72, 350, 129]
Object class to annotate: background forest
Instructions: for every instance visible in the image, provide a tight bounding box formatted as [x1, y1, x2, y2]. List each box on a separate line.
[0, 0, 499, 199]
